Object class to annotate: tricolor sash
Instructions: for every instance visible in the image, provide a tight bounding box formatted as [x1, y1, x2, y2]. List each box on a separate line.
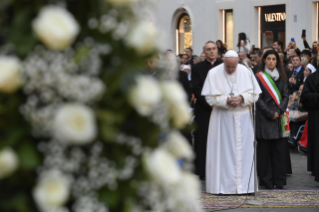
[257, 72, 290, 137]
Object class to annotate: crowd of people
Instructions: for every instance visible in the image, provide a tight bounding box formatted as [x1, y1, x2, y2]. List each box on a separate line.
[148, 32, 319, 193]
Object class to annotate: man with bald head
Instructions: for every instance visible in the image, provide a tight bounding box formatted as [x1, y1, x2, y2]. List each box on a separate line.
[202, 50, 262, 194]
[192, 41, 223, 180]
[238, 51, 247, 64]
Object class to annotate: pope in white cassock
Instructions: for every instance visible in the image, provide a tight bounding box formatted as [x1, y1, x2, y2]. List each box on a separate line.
[202, 50, 262, 194]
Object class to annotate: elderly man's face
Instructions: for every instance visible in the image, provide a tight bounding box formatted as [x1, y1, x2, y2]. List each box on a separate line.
[204, 43, 218, 61]
[224, 57, 238, 75]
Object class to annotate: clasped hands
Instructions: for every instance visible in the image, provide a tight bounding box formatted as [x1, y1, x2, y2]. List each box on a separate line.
[273, 112, 280, 120]
[289, 77, 296, 85]
[227, 95, 243, 107]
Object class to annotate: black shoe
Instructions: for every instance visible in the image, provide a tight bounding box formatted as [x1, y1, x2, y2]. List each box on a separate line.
[200, 176, 205, 180]
[311, 172, 315, 176]
[276, 185, 284, 189]
[265, 185, 273, 189]
[288, 137, 298, 149]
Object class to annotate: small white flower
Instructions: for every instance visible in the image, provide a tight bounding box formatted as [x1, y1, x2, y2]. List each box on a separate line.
[33, 170, 70, 211]
[129, 76, 161, 116]
[163, 131, 194, 160]
[0, 147, 19, 180]
[33, 6, 80, 50]
[0, 56, 22, 93]
[125, 21, 157, 55]
[53, 104, 96, 145]
[145, 148, 181, 185]
[106, 0, 139, 7]
[161, 81, 191, 128]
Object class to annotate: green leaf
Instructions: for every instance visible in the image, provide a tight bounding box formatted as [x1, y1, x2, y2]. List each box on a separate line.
[99, 189, 120, 207]
[17, 142, 41, 170]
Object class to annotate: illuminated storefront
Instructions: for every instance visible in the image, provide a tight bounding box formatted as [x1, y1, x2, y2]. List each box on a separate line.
[176, 13, 192, 54]
[223, 10, 234, 50]
[259, 5, 286, 48]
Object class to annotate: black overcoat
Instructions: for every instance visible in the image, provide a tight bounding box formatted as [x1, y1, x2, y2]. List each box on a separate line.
[191, 58, 223, 177]
[256, 75, 289, 140]
[300, 71, 319, 182]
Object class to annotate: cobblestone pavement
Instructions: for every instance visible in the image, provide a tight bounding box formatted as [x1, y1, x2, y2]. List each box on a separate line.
[202, 149, 319, 212]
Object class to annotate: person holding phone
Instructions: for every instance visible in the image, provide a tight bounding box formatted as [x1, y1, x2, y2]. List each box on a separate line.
[237, 32, 251, 54]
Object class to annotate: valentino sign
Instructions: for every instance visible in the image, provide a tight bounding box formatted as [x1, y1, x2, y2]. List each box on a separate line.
[265, 12, 286, 22]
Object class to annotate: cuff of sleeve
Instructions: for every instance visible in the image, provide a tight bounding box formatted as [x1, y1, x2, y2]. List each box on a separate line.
[240, 93, 250, 106]
[217, 96, 229, 109]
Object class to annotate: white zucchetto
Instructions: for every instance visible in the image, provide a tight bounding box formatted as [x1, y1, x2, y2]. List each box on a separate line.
[224, 50, 238, 58]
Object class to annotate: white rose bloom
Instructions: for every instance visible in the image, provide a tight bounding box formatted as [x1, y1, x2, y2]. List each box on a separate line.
[33, 170, 70, 211]
[0, 56, 22, 93]
[106, 0, 138, 7]
[163, 131, 194, 160]
[0, 147, 19, 180]
[129, 76, 161, 116]
[171, 101, 192, 128]
[161, 81, 191, 128]
[161, 81, 187, 103]
[53, 104, 96, 145]
[125, 21, 157, 55]
[170, 172, 202, 211]
[33, 6, 80, 50]
[145, 148, 181, 185]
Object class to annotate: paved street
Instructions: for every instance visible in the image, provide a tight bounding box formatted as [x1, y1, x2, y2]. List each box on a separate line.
[202, 149, 319, 212]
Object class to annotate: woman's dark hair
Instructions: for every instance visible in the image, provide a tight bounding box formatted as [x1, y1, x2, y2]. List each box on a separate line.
[216, 40, 227, 53]
[310, 57, 318, 69]
[257, 50, 287, 80]
[216, 40, 223, 48]
[237, 32, 247, 48]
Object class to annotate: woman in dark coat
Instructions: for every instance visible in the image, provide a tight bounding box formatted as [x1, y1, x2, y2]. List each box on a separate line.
[216, 40, 227, 54]
[300, 69, 319, 182]
[255, 50, 290, 189]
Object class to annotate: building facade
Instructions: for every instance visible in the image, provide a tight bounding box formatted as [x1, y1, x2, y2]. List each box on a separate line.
[147, 0, 319, 55]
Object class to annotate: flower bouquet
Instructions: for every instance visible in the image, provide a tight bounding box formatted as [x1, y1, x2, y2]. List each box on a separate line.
[0, 0, 201, 212]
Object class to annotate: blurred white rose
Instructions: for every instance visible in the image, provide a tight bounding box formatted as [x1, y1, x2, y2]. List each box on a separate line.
[169, 172, 202, 210]
[106, 0, 138, 7]
[0, 147, 19, 180]
[33, 6, 80, 50]
[33, 170, 70, 211]
[161, 81, 191, 128]
[145, 148, 181, 185]
[125, 21, 157, 55]
[129, 76, 161, 116]
[171, 101, 192, 128]
[163, 131, 194, 160]
[53, 104, 96, 145]
[0, 56, 22, 93]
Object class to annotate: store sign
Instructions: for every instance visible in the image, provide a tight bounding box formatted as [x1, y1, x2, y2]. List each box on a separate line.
[265, 12, 286, 22]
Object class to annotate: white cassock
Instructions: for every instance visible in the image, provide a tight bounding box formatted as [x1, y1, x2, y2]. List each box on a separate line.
[202, 63, 262, 194]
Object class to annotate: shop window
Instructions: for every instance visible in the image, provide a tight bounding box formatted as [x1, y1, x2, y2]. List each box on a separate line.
[176, 14, 192, 55]
[259, 5, 286, 48]
[224, 10, 233, 50]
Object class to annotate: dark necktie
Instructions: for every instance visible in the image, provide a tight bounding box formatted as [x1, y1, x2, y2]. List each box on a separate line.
[293, 69, 296, 76]
[211, 63, 214, 68]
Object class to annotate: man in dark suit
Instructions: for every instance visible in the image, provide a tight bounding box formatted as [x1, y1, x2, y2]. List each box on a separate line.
[288, 55, 304, 95]
[191, 41, 223, 180]
[186, 47, 194, 67]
